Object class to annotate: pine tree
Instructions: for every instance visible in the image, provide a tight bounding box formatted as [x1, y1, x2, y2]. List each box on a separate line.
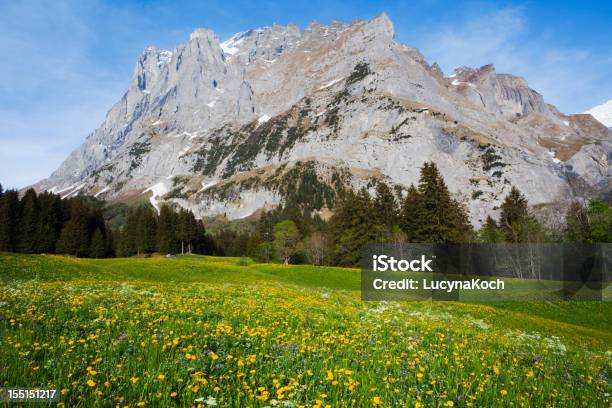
[448, 198, 473, 242]
[139, 207, 158, 253]
[116, 229, 133, 257]
[119, 209, 138, 256]
[399, 184, 422, 242]
[106, 228, 118, 257]
[330, 189, 378, 266]
[37, 192, 63, 253]
[499, 186, 531, 242]
[16, 189, 41, 253]
[176, 209, 191, 255]
[123, 206, 158, 255]
[0, 190, 20, 251]
[157, 204, 176, 254]
[414, 162, 471, 243]
[258, 211, 274, 242]
[193, 219, 214, 254]
[185, 210, 198, 254]
[373, 181, 398, 229]
[56, 201, 90, 256]
[89, 228, 106, 258]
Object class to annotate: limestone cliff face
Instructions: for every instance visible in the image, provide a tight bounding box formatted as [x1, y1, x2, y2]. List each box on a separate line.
[33, 13, 611, 225]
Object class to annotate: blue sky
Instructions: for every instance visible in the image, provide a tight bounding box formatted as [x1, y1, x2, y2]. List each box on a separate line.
[1, 0, 611, 189]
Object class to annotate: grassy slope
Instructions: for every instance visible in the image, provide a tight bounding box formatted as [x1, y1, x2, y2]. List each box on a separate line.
[0, 252, 609, 347]
[0, 253, 610, 407]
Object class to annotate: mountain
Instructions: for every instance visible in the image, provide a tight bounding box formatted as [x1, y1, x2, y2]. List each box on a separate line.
[585, 100, 612, 128]
[32, 13, 611, 225]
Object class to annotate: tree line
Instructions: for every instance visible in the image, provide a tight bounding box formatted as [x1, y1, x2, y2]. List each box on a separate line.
[116, 205, 214, 257]
[213, 162, 611, 266]
[1, 161, 609, 264]
[0, 185, 213, 258]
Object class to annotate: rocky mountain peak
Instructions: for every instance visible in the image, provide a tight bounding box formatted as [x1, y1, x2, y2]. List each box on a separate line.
[220, 24, 302, 64]
[132, 46, 173, 93]
[368, 12, 394, 39]
[189, 28, 217, 42]
[448, 63, 552, 121]
[32, 13, 610, 225]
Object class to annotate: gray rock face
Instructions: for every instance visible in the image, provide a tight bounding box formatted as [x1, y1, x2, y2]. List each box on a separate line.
[34, 13, 611, 225]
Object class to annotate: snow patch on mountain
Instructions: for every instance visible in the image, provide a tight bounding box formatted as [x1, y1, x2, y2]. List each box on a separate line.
[584, 100, 612, 127]
[258, 114, 271, 125]
[142, 182, 169, 213]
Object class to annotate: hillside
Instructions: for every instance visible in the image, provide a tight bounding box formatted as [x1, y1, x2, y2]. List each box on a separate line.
[31, 14, 611, 225]
[0, 253, 610, 406]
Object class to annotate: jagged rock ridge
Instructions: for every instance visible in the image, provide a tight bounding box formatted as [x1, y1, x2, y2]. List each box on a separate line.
[34, 13, 611, 224]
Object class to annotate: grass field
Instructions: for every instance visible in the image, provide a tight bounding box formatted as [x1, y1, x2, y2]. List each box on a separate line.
[0, 253, 610, 407]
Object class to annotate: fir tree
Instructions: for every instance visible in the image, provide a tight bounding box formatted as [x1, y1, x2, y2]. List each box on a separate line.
[193, 219, 214, 254]
[157, 204, 176, 254]
[330, 189, 378, 266]
[89, 228, 106, 258]
[116, 229, 133, 257]
[185, 211, 198, 253]
[16, 189, 41, 253]
[0, 190, 19, 251]
[176, 209, 198, 254]
[37, 192, 63, 253]
[373, 181, 398, 229]
[258, 211, 274, 242]
[399, 184, 422, 242]
[140, 207, 158, 253]
[120, 209, 138, 256]
[414, 162, 471, 242]
[499, 186, 531, 242]
[56, 201, 89, 256]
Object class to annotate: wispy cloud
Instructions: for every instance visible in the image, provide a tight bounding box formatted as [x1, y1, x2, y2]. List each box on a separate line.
[0, 0, 127, 189]
[421, 6, 526, 71]
[411, 6, 612, 114]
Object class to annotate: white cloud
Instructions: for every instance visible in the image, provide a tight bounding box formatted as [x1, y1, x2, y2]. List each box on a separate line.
[422, 7, 526, 71]
[412, 6, 612, 114]
[0, 0, 127, 189]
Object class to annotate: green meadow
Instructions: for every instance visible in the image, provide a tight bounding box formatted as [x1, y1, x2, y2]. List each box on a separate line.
[0, 253, 610, 407]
